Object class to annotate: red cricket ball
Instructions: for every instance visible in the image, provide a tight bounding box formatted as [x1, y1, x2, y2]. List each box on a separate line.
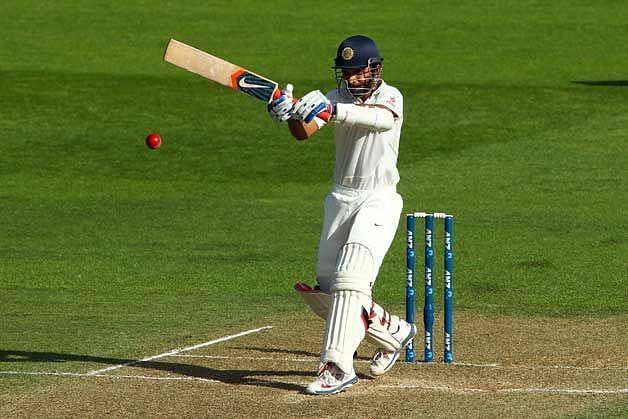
[145, 133, 162, 149]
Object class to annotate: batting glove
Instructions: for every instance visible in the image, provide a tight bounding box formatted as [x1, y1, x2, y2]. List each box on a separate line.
[267, 84, 295, 123]
[293, 90, 333, 123]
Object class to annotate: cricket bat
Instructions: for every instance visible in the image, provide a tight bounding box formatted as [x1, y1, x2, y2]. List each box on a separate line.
[163, 39, 330, 121]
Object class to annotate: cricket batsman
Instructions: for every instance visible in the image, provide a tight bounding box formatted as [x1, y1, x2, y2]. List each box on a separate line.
[268, 35, 415, 395]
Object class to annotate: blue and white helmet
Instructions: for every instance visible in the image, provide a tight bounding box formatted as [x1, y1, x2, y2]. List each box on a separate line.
[333, 35, 383, 98]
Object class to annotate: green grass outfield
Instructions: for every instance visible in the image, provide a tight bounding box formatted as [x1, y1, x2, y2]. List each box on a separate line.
[1, 0, 627, 416]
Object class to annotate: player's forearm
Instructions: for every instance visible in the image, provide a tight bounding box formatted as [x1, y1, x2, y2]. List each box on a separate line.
[334, 103, 395, 131]
[288, 102, 395, 139]
[289, 119, 319, 141]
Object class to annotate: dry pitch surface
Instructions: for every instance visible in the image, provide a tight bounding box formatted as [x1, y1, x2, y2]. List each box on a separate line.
[2, 312, 627, 418]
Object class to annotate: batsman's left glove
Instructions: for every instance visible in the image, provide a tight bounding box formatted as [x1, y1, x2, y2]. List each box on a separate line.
[293, 90, 335, 123]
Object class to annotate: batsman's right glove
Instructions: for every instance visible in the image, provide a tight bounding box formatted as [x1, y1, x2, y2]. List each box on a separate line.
[267, 84, 295, 123]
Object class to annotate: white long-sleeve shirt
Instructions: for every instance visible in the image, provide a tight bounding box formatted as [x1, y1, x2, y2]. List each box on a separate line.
[326, 81, 404, 190]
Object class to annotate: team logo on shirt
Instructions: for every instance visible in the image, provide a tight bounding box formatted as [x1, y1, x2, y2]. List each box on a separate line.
[387, 96, 396, 106]
[342, 47, 354, 61]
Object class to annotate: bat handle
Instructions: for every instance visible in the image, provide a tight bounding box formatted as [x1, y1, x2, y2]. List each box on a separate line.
[272, 88, 332, 123]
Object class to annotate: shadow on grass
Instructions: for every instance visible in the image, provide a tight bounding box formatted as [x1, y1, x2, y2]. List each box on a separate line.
[237, 346, 371, 361]
[230, 346, 318, 358]
[571, 80, 628, 86]
[0, 350, 309, 392]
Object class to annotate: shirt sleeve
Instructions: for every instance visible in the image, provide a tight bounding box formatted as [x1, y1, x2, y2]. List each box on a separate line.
[374, 86, 403, 119]
[326, 89, 340, 103]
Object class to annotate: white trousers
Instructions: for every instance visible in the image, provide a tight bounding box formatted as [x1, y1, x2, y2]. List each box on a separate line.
[316, 184, 403, 294]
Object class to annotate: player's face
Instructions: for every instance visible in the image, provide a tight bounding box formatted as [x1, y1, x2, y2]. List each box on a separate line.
[336, 64, 382, 99]
[342, 67, 371, 88]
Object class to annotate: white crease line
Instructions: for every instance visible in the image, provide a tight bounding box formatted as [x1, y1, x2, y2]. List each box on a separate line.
[2, 371, 88, 378]
[0, 370, 220, 383]
[172, 356, 628, 371]
[379, 383, 628, 395]
[453, 362, 628, 371]
[516, 365, 628, 371]
[451, 362, 501, 368]
[2, 370, 627, 395]
[173, 354, 371, 363]
[174, 355, 320, 362]
[505, 387, 628, 395]
[86, 325, 273, 375]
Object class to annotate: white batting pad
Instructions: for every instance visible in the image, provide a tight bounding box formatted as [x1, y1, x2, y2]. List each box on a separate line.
[333, 242, 374, 294]
[294, 282, 330, 319]
[320, 290, 370, 374]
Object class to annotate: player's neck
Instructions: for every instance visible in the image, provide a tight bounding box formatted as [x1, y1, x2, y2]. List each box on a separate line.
[359, 80, 383, 101]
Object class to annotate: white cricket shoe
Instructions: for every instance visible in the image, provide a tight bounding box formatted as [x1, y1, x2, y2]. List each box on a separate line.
[369, 322, 417, 376]
[305, 362, 358, 395]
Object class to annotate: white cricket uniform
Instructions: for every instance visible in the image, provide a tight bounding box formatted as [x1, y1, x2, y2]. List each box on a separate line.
[316, 81, 404, 295]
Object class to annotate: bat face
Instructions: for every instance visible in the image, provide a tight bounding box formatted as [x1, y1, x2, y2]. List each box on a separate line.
[164, 39, 279, 103]
[163, 39, 329, 121]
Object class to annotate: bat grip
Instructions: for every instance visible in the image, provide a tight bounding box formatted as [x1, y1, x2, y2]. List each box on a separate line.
[272, 88, 332, 123]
